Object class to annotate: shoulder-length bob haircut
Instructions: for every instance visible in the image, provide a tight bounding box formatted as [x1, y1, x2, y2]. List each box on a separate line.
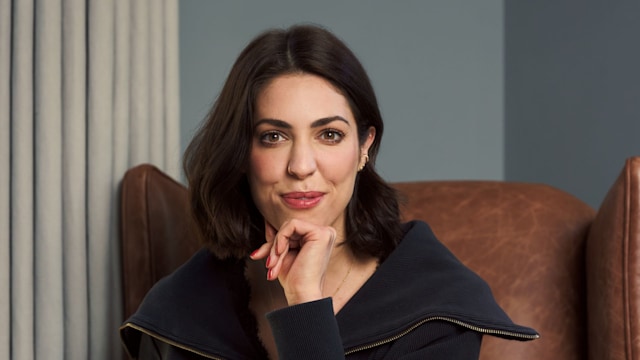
[183, 24, 402, 260]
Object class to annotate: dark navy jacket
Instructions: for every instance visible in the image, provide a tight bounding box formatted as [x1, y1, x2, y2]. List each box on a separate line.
[121, 221, 539, 359]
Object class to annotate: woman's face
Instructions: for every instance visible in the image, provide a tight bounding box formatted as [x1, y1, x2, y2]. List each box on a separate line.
[248, 73, 375, 238]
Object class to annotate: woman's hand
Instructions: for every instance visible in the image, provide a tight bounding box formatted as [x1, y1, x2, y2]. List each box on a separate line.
[250, 219, 337, 306]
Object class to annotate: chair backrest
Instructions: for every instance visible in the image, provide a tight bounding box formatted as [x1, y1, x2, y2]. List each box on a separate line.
[392, 181, 595, 360]
[120, 164, 201, 320]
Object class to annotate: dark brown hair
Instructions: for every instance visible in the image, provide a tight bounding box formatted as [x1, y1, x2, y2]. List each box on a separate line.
[183, 24, 402, 260]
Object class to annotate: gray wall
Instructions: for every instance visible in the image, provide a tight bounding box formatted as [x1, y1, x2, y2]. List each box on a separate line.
[179, 1, 505, 182]
[505, 1, 640, 208]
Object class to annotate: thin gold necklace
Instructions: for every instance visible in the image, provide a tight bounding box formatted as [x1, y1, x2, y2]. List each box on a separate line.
[331, 261, 353, 297]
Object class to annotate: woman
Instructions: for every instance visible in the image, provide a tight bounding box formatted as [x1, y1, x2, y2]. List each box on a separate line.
[120, 24, 538, 359]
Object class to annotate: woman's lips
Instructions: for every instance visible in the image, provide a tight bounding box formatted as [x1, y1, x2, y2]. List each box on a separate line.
[281, 191, 324, 209]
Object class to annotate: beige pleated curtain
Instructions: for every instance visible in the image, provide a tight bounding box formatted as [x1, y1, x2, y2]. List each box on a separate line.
[0, 0, 181, 359]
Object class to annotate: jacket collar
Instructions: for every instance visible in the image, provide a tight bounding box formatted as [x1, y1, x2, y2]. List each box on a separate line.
[336, 221, 538, 351]
[121, 250, 260, 360]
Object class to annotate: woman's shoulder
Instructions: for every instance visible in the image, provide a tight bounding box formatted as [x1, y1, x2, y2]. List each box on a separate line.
[120, 249, 261, 359]
[130, 248, 235, 313]
[337, 220, 538, 351]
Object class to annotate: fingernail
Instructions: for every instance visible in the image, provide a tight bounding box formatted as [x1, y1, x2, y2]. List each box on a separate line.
[267, 269, 273, 280]
[265, 256, 271, 268]
[250, 249, 259, 258]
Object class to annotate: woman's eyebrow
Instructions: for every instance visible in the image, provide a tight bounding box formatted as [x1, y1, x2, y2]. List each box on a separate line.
[310, 116, 349, 128]
[254, 118, 291, 129]
[254, 116, 350, 129]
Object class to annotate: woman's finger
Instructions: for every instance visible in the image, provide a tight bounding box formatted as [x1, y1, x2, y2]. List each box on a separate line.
[266, 235, 298, 279]
[249, 241, 271, 260]
[249, 220, 278, 260]
[277, 219, 336, 250]
[265, 220, 277, 242]
[269, 240, 290, 280]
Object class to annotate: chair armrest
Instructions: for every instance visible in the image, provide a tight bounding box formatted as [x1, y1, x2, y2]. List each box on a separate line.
[587, 157, 640, 359]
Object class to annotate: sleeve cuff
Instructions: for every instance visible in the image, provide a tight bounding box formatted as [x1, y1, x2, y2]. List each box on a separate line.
[266, 298, 345, 360]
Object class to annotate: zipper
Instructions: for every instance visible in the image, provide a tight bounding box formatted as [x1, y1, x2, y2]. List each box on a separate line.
[123, 316, 539, 358]
[120, 322, 224, 360]
[344, 316, 540, 355]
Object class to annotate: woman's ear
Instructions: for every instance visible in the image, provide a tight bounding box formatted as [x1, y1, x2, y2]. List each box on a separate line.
[361, 126, 376, 154]
[358, 127, 376, 171]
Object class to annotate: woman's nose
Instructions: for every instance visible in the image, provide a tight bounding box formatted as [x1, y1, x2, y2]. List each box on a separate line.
[287, 143, 316, 179]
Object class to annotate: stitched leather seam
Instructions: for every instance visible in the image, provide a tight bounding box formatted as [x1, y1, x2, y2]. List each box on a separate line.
[625, 158, 640, 360]
[623, 157, 634, 360]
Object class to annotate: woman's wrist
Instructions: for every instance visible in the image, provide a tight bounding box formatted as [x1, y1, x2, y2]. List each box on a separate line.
[284, 289, 324, 306]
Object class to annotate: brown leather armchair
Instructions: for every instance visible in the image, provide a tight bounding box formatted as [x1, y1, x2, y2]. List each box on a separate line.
[120, 157, 640, 359]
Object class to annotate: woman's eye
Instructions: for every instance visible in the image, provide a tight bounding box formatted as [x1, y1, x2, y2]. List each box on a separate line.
[320, 129, 344, 143]
[260, 131, 286, 145]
